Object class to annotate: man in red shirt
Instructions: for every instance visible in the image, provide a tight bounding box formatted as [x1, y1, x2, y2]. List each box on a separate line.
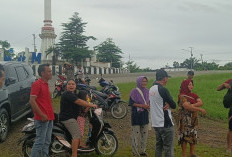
[30, 64, 54, 157]
[217, 79, 232, 154]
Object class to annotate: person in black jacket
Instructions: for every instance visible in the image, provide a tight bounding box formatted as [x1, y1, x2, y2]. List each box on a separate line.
[59, 79, 97, 157]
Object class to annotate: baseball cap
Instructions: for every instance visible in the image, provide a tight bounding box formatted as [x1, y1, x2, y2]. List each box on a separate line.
[156, 69, 170, 81]
[187, 70, 194, 76]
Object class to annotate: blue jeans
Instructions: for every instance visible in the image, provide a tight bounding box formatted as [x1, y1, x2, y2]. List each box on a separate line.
[154, 126, 174, 157]
[31, 120, 53, 157]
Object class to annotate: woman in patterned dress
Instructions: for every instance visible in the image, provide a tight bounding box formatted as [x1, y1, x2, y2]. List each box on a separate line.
[178, 79, 206, 157]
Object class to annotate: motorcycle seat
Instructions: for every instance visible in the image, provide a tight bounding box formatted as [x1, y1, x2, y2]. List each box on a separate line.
[93, 90, 108, 99]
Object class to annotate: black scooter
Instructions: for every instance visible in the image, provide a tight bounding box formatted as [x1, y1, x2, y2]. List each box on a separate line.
[18, 108, 118, 156]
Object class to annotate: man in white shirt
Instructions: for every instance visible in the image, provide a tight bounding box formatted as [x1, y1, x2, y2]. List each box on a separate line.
[149, 69, 176, 157]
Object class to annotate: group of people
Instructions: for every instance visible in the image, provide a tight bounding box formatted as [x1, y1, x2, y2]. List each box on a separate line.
[130, 69, 207, 157]
[29, 64, 97, 157]
[1, 63, 232, 157]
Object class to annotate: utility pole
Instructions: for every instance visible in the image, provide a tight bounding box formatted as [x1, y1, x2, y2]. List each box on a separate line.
[200, 54, 204, 70]
[32, 34, 37, 52]
[182, 47, 194, 70]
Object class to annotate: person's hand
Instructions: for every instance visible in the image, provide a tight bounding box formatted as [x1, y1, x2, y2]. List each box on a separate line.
[40, 114, 48, 122]
[143, 104, 150, 109]
[200, 108, 207, 115]
[224, 83, 231, 89]
[163, 103, 170, 110]
[92, 104, 98, 109]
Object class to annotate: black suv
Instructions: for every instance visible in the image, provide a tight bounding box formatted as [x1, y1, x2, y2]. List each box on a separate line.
[0, 61, 35, 142]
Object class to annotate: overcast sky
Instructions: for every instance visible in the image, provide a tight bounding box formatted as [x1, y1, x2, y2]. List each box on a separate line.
[1, 0, 232, 69]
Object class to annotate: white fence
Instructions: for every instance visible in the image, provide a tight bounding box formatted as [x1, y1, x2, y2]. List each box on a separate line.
[31, 64, 129, 76]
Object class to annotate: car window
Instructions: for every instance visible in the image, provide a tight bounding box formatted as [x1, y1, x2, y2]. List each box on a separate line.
[15, 66, 28, 82]
[24, 65, 33, 76]
[4, 65, 18, 81]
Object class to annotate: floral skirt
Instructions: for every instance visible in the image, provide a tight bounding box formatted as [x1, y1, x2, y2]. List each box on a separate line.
[178, 128, 198, 145]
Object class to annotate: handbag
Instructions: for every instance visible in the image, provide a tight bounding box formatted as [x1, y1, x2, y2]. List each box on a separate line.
[136, 88, 152, 130]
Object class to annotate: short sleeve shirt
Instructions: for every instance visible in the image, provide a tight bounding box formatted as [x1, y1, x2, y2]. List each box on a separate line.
[59, 91, 80, 121]
[30, 78, 54, 120]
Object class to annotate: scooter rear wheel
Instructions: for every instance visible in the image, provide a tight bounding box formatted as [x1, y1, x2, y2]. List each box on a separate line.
[95, 133, 118, 155]
[111, 102, 127, 119]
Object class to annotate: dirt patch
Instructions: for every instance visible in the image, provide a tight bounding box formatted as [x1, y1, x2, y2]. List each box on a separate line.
[0, 107, 229, 156]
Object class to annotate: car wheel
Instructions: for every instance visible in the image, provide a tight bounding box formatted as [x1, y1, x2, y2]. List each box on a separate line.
[0, 108, 10, 142]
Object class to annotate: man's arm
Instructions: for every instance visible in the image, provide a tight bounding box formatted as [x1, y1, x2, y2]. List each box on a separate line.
[29, 96, 48, 122]
[159, 86, 176, 109]
[217, 83, 230, 91]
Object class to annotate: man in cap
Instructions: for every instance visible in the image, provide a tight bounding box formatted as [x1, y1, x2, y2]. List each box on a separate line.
[187, 70, 194, 80]
[149, 69, 176, 157]
[179, 70, 195, 92]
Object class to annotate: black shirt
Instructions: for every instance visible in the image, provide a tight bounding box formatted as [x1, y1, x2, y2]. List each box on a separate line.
[59, 91, 80, 121]
[129, 97, 149, 126]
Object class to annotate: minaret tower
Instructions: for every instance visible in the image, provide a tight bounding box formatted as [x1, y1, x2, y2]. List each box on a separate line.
[39, 0, 57, 61]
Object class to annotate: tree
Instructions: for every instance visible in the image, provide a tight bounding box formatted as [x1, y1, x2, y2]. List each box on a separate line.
[222, 62, 232, 70]
[180, 57, 199, 69]
[45, 45, 62, 65]
[0, 40, 14, 60]
[125, 60, 141, 73]
[94, 38, 123, 68]
[59, 12, 96, 65]
[173, 61, 180, 68]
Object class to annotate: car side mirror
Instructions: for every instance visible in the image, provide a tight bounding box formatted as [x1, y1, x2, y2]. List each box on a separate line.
[5, 77, 17, 86]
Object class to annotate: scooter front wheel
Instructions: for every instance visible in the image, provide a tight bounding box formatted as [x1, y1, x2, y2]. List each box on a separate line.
[111, 102, 127, 119]
[22, 138, 34, 157]
[95, 133, 118, 155]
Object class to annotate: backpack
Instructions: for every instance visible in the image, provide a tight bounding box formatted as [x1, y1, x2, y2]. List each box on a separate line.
[223, 89, 232, 108]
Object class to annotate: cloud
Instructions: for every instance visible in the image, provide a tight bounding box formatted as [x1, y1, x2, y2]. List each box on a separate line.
[0, 0, 232, 69]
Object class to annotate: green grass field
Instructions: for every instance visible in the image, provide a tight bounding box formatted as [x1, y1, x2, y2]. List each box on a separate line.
[118, 72, 231, 120]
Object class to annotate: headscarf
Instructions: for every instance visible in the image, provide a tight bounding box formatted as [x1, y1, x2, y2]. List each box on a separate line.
[178, 79, 198, 104]
[130, 76, 149, 104]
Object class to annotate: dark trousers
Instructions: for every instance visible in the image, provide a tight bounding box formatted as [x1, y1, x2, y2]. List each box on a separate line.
[154, 126, 174, 157]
